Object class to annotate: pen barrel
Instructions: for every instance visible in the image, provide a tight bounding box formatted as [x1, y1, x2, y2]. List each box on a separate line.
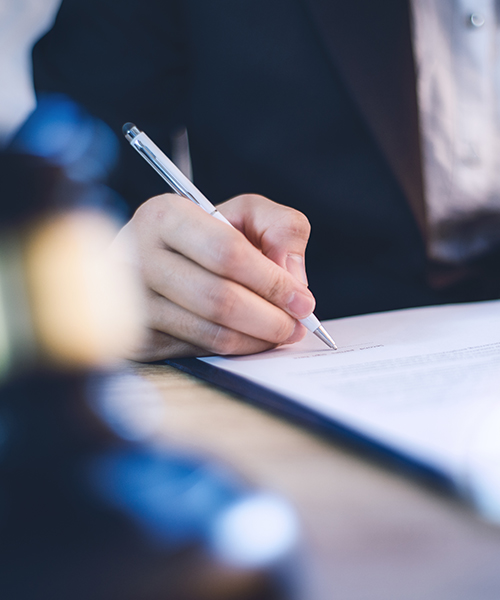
[125, 125, 335, 349]
[131, 132, 219, 216]
[299, 313, 320, 332]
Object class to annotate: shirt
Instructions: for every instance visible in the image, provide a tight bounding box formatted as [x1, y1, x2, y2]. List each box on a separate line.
[0, 0, 62, 146]
[411, 0, 500, 263]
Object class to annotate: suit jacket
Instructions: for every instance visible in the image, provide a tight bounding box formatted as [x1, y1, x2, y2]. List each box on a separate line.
[32, 0, 499, 319]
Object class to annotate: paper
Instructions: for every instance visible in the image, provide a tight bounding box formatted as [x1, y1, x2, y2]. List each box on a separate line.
[200, 301, 500, 496]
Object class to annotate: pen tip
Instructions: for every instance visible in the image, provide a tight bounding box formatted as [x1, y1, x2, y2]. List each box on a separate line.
[315, 325, 338, 350]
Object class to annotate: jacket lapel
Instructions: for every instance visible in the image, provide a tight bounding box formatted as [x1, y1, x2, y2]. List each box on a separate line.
[301, 0, 426, 233]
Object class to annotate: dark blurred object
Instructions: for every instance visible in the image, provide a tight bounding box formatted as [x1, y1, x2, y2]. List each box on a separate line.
[13, 93, 118, 183]
[0, 152, 65, 226]
[9, 93, 127, 222]
[2, 92, 125, 233]
[0, 103, 301, 599]
[0, 97, 140, 373]
[0, 370, 301, 600]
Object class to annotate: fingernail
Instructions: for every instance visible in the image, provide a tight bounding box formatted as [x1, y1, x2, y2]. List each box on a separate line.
[286, 290, 315, 319]
[283, 321, 306, 345]
[286, 254, 308, 285]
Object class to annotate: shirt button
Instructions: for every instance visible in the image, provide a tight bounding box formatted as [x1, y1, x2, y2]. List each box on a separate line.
[468, 13, 485, 27]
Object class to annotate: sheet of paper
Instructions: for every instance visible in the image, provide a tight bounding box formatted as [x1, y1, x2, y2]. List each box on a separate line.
[200, 301, 500, 488]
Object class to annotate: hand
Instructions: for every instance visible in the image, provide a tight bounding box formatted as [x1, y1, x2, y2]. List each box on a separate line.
[113, 193, 316, 361]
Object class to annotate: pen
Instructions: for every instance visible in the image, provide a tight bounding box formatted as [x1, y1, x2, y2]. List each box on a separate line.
[122, 123, 337, 350]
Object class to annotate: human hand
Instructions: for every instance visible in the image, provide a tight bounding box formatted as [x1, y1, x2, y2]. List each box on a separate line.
[113, 193, 315, 361]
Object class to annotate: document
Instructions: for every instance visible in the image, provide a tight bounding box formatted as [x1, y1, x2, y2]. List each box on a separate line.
[170, 301, 500, 519]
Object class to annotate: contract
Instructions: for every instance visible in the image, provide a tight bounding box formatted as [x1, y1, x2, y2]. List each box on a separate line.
[184, 301, 500, 519]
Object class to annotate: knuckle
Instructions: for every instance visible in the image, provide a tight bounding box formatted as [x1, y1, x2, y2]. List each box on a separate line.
[242, 193, 272, 206]
[203, 325, 241, 355]
[132, 194, 179, 226]
[133, 195, 164, 222]
[205, 281, 239, 323]
[281, 207, 311, 238]
[211, 234, 245, 274]
[265, 269, 291, 303]
[269, 315, 295, 344]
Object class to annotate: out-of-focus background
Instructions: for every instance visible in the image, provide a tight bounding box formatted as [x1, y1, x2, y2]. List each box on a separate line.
[3, 2, 500, 600]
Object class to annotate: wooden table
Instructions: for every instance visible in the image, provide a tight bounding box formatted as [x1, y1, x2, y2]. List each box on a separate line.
[131, 363, 500, 600]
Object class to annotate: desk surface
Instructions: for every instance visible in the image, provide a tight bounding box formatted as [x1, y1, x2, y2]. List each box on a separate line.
[132, 362, 500, 600]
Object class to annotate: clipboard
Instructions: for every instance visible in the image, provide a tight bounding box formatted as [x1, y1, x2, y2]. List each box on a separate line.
[164, 300, 500, 517]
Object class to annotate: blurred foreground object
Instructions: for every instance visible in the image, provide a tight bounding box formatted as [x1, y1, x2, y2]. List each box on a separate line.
[25, 208, 141, 367]
[0, 152, 141, 375]
[0, 370, 301, 600]
[1, 94, 141, 376]
[0, 98, 302, 599]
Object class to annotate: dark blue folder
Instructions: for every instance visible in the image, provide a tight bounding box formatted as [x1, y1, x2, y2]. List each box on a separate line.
[166, 357, 458, 495]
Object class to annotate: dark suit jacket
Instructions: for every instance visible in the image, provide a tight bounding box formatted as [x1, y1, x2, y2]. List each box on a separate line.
[32, 0, 499, 319]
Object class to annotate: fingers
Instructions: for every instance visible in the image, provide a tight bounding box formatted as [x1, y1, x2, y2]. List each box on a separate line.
[120, 192, 313, 360]
[127, 290, 306, 361]
[143, 245, 304, 343]
[135, 195, 316, 321]
[126, 328, 206, 362]
[217, 194, 311, 284]
[147, 292, 304, 355]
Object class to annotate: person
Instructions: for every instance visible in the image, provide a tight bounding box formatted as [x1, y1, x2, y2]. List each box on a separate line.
[33, 0, 500, 361]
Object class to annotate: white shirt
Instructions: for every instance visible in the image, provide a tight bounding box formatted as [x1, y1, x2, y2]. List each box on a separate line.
[411, 0, 500, 263]
[0, 0, 62, 147]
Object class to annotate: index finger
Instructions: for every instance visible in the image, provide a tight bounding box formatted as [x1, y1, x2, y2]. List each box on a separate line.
[140, 195, 316, 321]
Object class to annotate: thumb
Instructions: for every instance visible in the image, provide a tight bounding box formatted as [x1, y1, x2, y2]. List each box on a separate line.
[218, 194, 311, 285]
[284, 253, 308, 286]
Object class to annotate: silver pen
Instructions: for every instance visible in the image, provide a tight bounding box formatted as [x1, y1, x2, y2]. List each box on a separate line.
[122, 123, 337, 350]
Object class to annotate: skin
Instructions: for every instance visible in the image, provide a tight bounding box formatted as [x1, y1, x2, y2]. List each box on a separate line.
[114, 193, 316, 360]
